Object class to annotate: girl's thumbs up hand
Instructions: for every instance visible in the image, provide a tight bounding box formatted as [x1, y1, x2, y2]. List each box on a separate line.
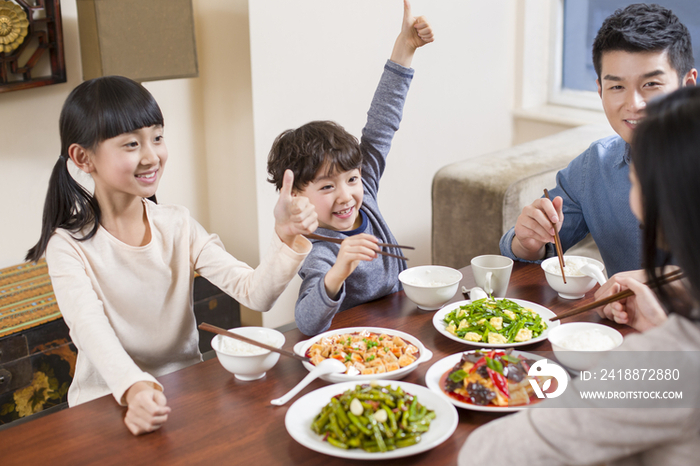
[274, 170, 318, 249]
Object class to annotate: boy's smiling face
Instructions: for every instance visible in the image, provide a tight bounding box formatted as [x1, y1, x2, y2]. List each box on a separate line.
[597, 50, 696, 144]
[297, 165, 363, 231]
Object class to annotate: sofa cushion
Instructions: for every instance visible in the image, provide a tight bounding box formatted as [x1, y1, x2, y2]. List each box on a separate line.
[432, 123, 614, 269]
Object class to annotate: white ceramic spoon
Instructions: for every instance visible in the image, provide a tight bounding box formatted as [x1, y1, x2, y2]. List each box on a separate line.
[469, 287, 489, 301]
[270, 358, 347, 406]
[579, 263, 607, 286]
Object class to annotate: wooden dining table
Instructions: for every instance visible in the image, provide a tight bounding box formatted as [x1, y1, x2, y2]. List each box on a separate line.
[2, 263, 632, 465]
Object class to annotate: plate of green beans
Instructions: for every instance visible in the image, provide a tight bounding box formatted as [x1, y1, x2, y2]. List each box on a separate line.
[285, 381, 458, 459]
[433, 298, 558, 348]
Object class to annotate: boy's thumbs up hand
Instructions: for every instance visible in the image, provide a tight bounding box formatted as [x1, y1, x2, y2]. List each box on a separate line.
[274, 170, 318, 249]
[391, 0, 434, 67]
[402, 0, 434, 48]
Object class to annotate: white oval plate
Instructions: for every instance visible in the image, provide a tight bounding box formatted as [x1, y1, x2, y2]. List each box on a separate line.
[425, 350, 546, 413]
[432, 299, 559, 348]
[293, 327, 433, 383]
[285, 380, 458, 460]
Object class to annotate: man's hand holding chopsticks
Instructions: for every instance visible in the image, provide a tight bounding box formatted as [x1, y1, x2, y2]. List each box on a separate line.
[512, 196, 564, 261]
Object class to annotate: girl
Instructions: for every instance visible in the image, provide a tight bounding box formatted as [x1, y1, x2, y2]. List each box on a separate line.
[26, 76, 317, 435]
[458, 86, 700, 465]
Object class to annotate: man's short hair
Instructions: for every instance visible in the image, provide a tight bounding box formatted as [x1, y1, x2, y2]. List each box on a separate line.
[267, 121, 363, 192]
[592, 3, 694, 81]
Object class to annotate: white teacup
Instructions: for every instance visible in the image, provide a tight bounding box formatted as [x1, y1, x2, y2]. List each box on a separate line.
[470, 255, 513, 297]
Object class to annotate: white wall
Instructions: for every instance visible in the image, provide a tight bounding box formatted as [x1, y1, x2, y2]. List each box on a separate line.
[0, 0, 517, 330]
[248, 0, 517, 327]
[0, 1, 205, 268]
[192, 0, 263, 326]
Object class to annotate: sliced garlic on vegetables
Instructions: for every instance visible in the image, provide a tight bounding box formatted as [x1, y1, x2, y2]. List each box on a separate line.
[374, 408, 388, 423]
[350, 397, 363, 416]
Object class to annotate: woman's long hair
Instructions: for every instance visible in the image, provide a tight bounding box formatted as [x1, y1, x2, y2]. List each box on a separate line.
[26, 76, 163, 262]
[631, 85, 700, 319]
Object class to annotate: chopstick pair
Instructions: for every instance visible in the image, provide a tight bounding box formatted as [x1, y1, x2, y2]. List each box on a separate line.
[550, 269, 684, 321]
[303, 233, 413, 260]
[544, 189, 566, 283]
[199, 322, 310, 363]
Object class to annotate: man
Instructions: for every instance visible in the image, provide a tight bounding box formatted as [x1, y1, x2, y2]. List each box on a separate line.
[499, 3, 696, 277]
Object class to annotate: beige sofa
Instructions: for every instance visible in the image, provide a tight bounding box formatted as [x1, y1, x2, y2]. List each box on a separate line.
[431, 123, 615, 269]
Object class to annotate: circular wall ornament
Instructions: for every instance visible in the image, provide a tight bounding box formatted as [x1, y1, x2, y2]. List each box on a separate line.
[0, 1, 29, 54]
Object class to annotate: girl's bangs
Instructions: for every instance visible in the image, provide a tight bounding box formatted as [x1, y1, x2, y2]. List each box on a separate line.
[89, 77, 164, 142]
[97, 95, 164, 141]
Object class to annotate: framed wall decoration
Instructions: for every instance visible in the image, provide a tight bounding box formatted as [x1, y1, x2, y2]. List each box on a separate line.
[0, 0, 66, 93]
[75, 0, 198, 82]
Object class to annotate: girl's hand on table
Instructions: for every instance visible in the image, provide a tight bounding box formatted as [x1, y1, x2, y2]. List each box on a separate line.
[124, 381, 171, 436]
[595, 274, 667, 332]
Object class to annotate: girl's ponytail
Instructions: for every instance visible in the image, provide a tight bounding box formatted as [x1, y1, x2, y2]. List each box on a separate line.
[25, 155, 100, 262]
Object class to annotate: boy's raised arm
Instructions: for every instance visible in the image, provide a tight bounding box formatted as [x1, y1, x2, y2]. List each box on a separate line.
[390, 0, 434, 68]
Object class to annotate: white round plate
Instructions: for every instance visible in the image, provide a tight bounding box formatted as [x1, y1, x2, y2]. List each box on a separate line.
[425, 350, 545, 413]
[293, 327, 433, 383]
[285, 380, 458, 460]
[432, 299, 559, 348]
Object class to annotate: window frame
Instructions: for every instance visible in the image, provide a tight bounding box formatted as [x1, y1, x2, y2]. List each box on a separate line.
[518, 0, 604, 114]
[547, 0, 604, 110]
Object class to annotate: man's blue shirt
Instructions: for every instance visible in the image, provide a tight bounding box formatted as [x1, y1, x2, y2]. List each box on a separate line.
[500, 135, 641, 277]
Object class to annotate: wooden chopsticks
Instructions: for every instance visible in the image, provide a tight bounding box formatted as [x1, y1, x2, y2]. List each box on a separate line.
[550, 269, 684, 321]
[544, 189, 566, 283]
[304, 233, 413, 260]
[199, 322, 310, 362]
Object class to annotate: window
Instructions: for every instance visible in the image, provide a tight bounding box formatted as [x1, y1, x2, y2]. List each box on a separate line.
[552, 0, 700, 109]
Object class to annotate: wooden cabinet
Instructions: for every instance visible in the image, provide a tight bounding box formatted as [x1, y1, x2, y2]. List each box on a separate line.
[0, 262, 239, 427]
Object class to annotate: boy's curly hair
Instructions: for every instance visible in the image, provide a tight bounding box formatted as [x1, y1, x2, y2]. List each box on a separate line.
[267, 121, 363, 192]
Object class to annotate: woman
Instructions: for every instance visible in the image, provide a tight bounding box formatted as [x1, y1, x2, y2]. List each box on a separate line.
[459, 86, 700, 465]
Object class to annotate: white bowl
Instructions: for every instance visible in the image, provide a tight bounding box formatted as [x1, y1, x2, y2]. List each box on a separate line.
[212, 327, 285, 381]
[293, 326, 433, 383]
[548, 322, 623, 371]
[398, 265, 463, 310]
[541, 256, 605, 299]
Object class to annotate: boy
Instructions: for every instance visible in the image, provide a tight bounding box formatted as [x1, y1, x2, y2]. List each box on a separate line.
[499, 4, 697, 277]
[267, 0, 433, 335]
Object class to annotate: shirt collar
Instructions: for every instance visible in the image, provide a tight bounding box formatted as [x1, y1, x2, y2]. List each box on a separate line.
[342, 209, 369, 236]
[620, 142, 632, 167]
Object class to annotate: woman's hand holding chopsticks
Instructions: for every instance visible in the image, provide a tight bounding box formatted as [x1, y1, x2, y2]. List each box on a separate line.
[553, 269, 682, 327]
[595, 270, 669, 332]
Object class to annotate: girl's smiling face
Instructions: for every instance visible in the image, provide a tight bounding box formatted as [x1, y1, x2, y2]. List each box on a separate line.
[87, 125, 168, 202]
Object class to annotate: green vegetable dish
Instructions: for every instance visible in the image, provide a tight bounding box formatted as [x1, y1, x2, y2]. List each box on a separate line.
[311, 383, 434, 452]
[443, 297, 548, 344]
